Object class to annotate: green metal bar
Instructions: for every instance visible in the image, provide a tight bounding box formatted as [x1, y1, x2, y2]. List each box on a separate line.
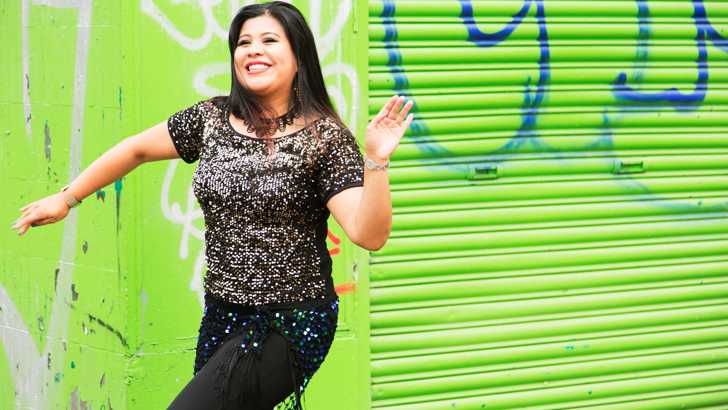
[370, 304, 728, 353]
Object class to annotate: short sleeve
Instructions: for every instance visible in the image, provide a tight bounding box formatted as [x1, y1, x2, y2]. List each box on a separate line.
[316, 127, 364, 204]
[167, 101, 206, 163]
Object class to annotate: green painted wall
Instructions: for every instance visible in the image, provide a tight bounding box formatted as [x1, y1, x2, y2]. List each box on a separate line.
[369, 0, 728, 408]
[6, 0, 728, 409]
[1, 0, 368, 408]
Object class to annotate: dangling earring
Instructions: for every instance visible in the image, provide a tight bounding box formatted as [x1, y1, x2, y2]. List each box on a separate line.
[290, 71, 302, 113]
[296, 81, 303, 109]
[290, 62, 304, 111]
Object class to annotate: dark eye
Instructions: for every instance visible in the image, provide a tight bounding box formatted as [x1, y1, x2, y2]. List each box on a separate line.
[263, 38, 278, 43]
[237, 40, 250, 46]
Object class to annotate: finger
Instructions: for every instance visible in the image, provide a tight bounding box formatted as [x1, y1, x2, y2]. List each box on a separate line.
[18, 223, 31, 236]
[12, 217, 30, 231]
[13, 210, 44, 230]
[31, 217, 56, 227]
[17, 213, 44, 234]
[403, 113, 415, 131]
[375, 95, 398, 119]
[12, 215, 27, 230]
[387, 96, 405, 120]
[371, 95, 399, 126]
[21, 206, 36, 218]
[12, 219, 28, 235]
[20, 202, 38, 212]
[386, 96, 404, 120]
[398, 100, 414, 122]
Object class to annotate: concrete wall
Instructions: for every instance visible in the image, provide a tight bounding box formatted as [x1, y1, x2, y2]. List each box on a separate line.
[6, 0, 728, 408]
[0, 1, 369, 408]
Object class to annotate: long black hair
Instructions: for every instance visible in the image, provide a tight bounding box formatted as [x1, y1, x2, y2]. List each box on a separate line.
[218, 1, 343, 139]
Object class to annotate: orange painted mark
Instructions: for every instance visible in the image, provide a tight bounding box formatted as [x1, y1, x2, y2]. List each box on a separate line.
[327, 230, 341, 245]
[335, 282, 356, 295]
[327, 229, 341, 256]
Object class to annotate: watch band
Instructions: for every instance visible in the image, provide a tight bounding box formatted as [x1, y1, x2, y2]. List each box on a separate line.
[61, 185, 82, 208]
[364, 156, 389, 171]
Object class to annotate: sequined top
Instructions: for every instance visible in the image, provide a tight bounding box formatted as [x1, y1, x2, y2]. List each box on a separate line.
[167, 99, 363, 305]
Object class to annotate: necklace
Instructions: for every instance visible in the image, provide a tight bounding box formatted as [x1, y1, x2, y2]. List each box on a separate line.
[244, 108, 299, 135]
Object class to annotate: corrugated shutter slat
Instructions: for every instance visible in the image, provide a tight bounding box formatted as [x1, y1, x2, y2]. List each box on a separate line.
[369, 0, 728, 408]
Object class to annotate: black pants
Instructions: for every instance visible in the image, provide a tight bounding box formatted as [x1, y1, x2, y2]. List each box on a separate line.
[168, 331, 296, 410]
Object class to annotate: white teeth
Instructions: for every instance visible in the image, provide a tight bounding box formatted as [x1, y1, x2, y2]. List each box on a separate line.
[247, 64, 269, 73]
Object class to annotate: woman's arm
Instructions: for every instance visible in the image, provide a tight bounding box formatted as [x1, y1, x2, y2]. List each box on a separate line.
[62, 122, 179, 202]
[327, 170, 390, 251]
[327, 95, 413, 251]
[11, 121, 179, 235]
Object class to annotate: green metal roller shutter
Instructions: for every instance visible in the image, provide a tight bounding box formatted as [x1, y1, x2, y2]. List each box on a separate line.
[368, 1, 728, 408]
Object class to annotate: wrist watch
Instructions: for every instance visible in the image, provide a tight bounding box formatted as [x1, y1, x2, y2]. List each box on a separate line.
[364, 156, 389, 171]
[60, 185, 82, 208]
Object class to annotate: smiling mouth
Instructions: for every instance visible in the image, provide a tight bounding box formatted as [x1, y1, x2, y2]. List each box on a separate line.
[246, 63, 271, 74]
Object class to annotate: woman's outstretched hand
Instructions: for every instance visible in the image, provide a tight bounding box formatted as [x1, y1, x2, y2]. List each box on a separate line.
[11, 194, 70, 236]
[365, 95, 414, 162]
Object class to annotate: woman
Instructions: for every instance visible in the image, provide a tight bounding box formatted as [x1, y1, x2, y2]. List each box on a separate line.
[12, 2, 412, 409]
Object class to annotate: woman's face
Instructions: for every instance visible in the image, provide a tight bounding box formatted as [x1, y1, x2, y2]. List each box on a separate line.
[234, 14, 298, 102]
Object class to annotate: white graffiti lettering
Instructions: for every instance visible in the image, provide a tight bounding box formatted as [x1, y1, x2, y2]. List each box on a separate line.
[7, 1, 92, 408]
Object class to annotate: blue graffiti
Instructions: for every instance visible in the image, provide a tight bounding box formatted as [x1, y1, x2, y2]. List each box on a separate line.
[459, 0, 552, 154]
[612, 0, 728, 109]
[382, 0, 405, 89]
[460, 0, 532, 47]
[383, 0, 726, 166]
[459, 0, 672, 207]
[381, 0, 446, 158]
[633, 0, 651, 82]
[518, 0, 550, 135]
[696, 0, 728, 53]
[380, 0, 555, 161]
[603, 0, 728, 205]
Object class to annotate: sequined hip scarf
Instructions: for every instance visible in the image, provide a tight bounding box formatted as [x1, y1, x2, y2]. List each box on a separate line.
[195, 293, 339, 410]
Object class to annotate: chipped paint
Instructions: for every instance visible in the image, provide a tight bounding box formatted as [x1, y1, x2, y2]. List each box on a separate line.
[2, 1, 91, 408]
[44, 120, 51, 161]
[4, 1, 367, 408]
[87, 314, 128, 348]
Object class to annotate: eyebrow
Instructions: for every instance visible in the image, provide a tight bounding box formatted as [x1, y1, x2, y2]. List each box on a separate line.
[238, 32, 281, 40]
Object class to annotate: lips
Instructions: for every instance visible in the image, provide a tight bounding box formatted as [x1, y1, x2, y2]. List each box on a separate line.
[245, 61, 271, 74]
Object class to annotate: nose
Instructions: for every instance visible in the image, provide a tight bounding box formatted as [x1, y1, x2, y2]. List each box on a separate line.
[247, 40, 263, 56]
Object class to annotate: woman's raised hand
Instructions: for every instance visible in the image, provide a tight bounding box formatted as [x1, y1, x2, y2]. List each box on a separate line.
[11, 194, 70, 236]
[365, 95, 414, 162]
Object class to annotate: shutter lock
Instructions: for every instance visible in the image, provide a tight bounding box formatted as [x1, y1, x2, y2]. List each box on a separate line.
[613, 160, 645, 174]
[469, 164, 499, 180]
